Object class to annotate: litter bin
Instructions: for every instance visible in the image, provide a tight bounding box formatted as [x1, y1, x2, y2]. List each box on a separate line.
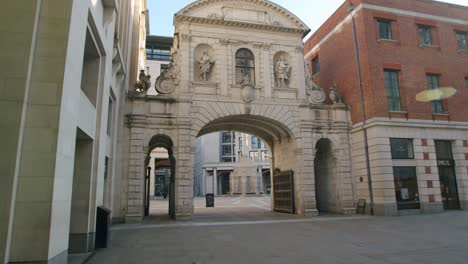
[95, 206, 111, 249]
[205, 193, 214, 207]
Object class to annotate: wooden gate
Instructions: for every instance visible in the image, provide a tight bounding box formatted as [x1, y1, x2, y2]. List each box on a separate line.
[273, 170, 294, 214]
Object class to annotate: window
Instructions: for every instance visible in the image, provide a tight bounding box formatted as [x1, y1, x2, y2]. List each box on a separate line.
[160, 64, 169, 72]
[384, 70, 402, 112]
[235, 48, 255, 84]
[104, 156, 109, 180]
[418, 25, 432, 46]
[393, 167, 420, 210]
[249, 151, 260, 161]
[250, 136, 261, 149]
[107, 97, 114, 136]
[465, 77, 468, 91]
[377, 19, 392, 40]
[312, 55, 320, 75]
[390, 138, 414, 159]
[427, 74, 444, 113]
[434, 140, 453, 160]
[146, 47, 171, 61]
[456, 31, 468, 50]
[220, 132, 236, 163]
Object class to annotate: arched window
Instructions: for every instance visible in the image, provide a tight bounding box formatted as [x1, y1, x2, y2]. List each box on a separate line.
[235, 48, 255, 85]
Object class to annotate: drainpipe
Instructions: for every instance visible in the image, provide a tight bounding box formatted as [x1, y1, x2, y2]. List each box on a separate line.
[349, 3, 374, 215]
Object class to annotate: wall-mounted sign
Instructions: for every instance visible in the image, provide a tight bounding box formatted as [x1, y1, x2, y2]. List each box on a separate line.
[437, 159, 454, 167]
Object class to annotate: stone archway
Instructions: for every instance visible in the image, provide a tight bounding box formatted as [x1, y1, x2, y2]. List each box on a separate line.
[314, 138, 339, 213]
[123, 0, 355, 222]
[145, 135, 176, 219]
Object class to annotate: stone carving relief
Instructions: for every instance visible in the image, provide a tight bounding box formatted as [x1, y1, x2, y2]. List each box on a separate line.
[240, 74, 255, 103]
[274, 56, 291, 88]
[198, 50, 215, 81]
[134, 69, 151, 93]
[304, 62, 326, 104]
[155, 52, 180, 94]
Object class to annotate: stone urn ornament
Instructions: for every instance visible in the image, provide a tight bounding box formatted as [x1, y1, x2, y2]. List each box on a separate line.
[329, 83, 343, 104]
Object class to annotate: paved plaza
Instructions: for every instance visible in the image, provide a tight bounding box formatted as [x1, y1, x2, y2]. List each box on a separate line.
[86, 197, 468, 264]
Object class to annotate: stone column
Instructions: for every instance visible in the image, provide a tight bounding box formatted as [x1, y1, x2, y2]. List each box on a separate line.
[202, 168, 206, 196]
[213, 168, 218, 196]
[256, 166, 262, 194]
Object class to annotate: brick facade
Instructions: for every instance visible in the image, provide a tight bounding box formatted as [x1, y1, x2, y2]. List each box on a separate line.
[305, 0, 468, 215]
[305, 0, 468, 124]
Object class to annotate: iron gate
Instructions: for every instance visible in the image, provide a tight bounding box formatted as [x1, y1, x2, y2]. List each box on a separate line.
[273, 170, 294, 214]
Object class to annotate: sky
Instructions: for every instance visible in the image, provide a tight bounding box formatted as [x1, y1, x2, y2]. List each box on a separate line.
[148, 0, 468, 38]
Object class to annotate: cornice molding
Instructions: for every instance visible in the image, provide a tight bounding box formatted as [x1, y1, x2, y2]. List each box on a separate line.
[175, 15, 308, 35]
[175, 0, 310, 33]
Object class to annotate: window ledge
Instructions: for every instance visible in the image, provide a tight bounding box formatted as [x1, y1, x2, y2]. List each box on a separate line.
[389, 111, 408, 114]
[457, 49, 468, 53]
[378, 39, 399, 44]
[419, 45, 440, 49]
[432, 112, 449, 116]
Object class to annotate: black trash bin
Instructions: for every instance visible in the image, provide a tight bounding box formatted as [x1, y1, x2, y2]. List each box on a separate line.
[95, 206, 111, 249]
[205, 193, 214, 207]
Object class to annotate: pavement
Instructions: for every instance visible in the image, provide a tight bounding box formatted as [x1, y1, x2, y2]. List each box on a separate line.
[87, 196, 468, 264]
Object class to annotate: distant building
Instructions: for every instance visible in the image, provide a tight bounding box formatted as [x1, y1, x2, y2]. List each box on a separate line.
[194, 132, 271, 196]
[304, 0, 468, 216]
[146, 35, 173, 95]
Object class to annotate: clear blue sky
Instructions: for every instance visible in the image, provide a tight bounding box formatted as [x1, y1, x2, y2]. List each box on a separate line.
[148, 0, 468, 37]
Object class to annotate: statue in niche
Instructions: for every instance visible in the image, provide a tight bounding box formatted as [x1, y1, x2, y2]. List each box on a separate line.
[198, 50, 215, 81]
[275, 56, 291, 88]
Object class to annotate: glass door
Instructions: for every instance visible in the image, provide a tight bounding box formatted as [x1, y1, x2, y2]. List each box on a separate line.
[435, 140, 460, 210]
[438, 166, 460, 209]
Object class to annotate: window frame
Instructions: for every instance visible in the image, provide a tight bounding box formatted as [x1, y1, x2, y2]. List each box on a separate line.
[377, 19, 393, 40]
[390, 138, 414, 159]
[384, 69, 402, 112]
[393, 166, 420, 210]
[312, 55, 320, 75]
[235, 48, 255, 85]
[418, 25, 433, 46]
[220, 131, 236, 163]
[426, 74, 445, 114]
[465, 77, 468, 92]
[456, 31, 468, 51]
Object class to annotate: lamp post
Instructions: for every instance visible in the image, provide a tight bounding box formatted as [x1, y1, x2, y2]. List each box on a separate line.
[349, 2, 374, 215]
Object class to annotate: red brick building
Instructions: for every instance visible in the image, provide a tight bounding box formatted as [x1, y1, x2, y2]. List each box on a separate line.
[305, 0, 468, 215]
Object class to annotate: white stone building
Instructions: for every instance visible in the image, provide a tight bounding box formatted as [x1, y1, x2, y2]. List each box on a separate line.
[123, 0, 355, 222]
[0, 0, 148, 262]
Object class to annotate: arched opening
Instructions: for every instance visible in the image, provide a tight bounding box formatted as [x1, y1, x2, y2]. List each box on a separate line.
[145, 135, 176, 220]
[314, 138, 339, 214]
[192, 114, 297, 220]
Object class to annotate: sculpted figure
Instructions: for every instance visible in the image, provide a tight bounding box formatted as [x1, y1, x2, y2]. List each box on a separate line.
[329, 83, 343, 104]
[198, 50, 214, 81]
[275, 56, 291, 88]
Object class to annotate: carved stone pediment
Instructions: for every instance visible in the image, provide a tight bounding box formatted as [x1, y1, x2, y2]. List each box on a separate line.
[175, 0, 310, 35]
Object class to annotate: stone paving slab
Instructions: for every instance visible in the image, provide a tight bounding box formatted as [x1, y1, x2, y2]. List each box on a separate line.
[89, 211, 468, 264]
